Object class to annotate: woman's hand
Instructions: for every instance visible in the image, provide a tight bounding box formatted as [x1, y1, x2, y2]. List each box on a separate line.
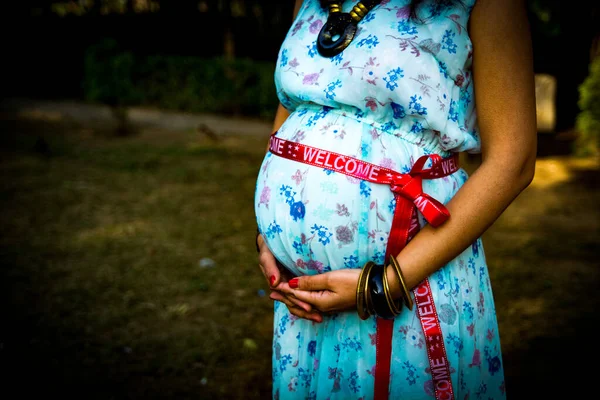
[279, 269, 362, 314]
[257, 233, 323, 323]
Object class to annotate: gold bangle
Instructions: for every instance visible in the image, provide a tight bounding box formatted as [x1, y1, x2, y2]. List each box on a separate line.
[382, 264, 403, 316]
[357, 2, 369, 13]
[349, 11, 361, 21]
[352, 6, 365, 18]
[356, 261, 375, 320]
[389, 256, 414, 310]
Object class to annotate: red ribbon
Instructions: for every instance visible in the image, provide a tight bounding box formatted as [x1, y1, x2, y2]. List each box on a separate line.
[414, 279, 455, 400]
[269, 132, 457, 400]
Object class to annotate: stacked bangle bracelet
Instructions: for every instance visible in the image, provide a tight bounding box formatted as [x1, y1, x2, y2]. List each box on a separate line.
[356, 261, 375, 320]
[369, 263, 397, 320]
[355, 257, 413, 320]
[388, 256, 413, 310]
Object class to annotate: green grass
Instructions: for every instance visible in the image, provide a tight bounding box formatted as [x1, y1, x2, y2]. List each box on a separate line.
[0, 118, 273, 399]
[1, 117, 598, 399]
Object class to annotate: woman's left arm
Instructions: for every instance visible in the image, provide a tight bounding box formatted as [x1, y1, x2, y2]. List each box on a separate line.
[285, 0, 538, 313]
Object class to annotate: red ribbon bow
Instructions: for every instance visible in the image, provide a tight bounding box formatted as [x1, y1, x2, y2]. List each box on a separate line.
[385, 154, 451, 261]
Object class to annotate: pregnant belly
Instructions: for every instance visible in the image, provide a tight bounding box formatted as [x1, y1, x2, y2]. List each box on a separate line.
[253, 107, 462, 276]
[255, 152, 396, 276]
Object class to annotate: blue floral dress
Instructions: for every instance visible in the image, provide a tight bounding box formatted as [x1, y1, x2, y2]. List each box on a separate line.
[254, 0, 506, 399]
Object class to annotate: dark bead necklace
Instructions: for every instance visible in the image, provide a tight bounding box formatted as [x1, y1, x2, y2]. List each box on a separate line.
[317, 0, 382, 57]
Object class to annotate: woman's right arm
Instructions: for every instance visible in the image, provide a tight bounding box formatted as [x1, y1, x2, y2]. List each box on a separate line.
[256, 0, 323, 323]
[272, 103, 291, 133]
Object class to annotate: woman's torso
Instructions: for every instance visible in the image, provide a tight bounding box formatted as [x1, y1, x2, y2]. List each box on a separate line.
[276, 0, 479, 153]
[255, 0, 477, 274]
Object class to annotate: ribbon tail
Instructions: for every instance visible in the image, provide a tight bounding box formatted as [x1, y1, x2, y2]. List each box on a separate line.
[386, 195, 414, 262]
[415, 194, 450, 228]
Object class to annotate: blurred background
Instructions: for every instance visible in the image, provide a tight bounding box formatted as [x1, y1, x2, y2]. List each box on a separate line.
[0, 1, 598, 399]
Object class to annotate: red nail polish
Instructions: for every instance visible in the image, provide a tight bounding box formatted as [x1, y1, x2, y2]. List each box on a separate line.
[270, 275, 276, 286]
[289, 278, 299, 288]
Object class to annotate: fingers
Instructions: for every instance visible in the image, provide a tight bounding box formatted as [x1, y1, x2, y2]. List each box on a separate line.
[289, 273, 329, 291]
[273, 283, 314, 312]
[280, 275, 332, 312]
[269, 291, 323, 323]
[290, 288, 331, 310]
[257, 236, 326, 319]
[257, 234, 280, 287]
[269, 291, 305, 311]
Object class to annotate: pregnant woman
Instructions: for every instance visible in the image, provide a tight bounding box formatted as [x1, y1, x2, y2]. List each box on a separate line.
[255, 0, 537, 399]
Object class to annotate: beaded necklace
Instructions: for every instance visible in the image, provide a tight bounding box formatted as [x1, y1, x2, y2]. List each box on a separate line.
[317, 0, 382, 57]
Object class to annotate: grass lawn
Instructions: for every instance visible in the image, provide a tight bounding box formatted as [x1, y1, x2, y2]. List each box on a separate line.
[1, 113, 598, 399]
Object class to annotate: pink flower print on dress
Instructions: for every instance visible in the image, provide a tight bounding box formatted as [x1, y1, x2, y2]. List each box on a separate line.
[291, 19, 304, 36]
[309, 18, 323, 34]
[287, 377, 298, 392]
[469, 348, 482, 368]
[322, 123, 346, 139]
[335, 225, 354, 247]
[364, 96, 381, 111]
[368, 230, 377, 241]
[379, 157, 397, 170]
[368, 333, 377, 346]
[291, 129, 306, 142]
[477, 292, 485, 315]
[448, 13, 467, 35]
[336, 203, 350, 217]
[399, 326, 425, 349]
[302, 69, 323, 85]
[261, 158, 272, 175]
[438, 303, 457, 325]
[367, 365, 376, 376]
[467, 323, 475, 336]
[366, 96, 396, 112]
[441, 133, 457, 147]
[362, 57, 380, 85]
[291, 169, 308, 186]
[291, 170, 303, 185]
[258, 185, 271, 208]
[306, 259, 324, 273]
[346, 175, 360, 184]
[396, 5, 410, 19]
[369, 127, 382, 141]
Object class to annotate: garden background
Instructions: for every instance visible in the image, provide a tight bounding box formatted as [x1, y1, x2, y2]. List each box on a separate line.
[1, 1, 599, 399]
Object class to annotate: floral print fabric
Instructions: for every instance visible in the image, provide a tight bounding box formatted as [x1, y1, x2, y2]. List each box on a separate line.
[254, 0, 506, 399]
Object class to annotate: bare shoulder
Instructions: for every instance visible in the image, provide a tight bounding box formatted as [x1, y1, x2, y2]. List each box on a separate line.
[469, 0, 530, 40]
[468, 0, 534, 88]
[468, 0, 537, 160]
